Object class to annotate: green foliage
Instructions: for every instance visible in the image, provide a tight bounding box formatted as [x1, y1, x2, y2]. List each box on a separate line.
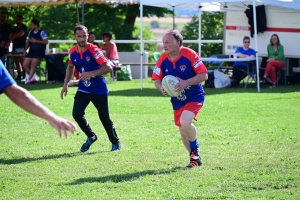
[132, 25, 156, 53]
[0, 4, 172, 52]
[181, 12, 224, 57]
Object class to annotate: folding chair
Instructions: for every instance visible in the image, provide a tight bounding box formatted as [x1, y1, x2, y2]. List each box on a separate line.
[205, 54, 224, 72]
[275, 62, 287, 86]
[244, 61, 257, 88]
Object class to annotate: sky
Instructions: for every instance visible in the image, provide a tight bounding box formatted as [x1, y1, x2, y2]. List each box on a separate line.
[173, 8, 198, 17]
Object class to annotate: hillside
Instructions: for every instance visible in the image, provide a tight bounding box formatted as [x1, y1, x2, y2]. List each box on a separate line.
[135, 16, 193, 51]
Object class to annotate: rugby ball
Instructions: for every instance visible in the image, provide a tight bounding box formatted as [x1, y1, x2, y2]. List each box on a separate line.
[162, 75, 180, 97]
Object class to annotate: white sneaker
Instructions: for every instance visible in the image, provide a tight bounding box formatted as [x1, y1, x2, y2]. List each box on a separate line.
[22, 73, 31, 82]
[25, 78, 37, 85]
[25, 79, 31, 84]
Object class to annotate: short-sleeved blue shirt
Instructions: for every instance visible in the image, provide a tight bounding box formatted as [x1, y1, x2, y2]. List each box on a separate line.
[0, 61, 16, 94]
[233, 47, 256, 67]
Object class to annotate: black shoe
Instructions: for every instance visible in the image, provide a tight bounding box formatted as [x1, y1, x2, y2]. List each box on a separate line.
[186, 148, 202, 168]
[261, 76, 272, 84]
[80, 135, 97, 152]
[230, 79, 238, 88]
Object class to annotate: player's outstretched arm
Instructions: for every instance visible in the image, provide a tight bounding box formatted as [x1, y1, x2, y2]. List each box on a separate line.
[3, 84, 76, 138]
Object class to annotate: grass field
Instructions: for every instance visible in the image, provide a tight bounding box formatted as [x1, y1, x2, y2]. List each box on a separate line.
[1, 79, 300, 199]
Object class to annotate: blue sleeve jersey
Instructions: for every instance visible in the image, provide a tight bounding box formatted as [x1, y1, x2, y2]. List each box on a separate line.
[233, 47, 256, 67]
[0, 61, 16, 94]
[68, 43, 109, 94]
[152, 47, 208, 110]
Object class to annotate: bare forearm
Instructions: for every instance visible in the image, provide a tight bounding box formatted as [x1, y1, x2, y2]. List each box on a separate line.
[4, 84, 56, 121]
[37, 39, 48, 45]
[154, 80, 163, 91]
[25, 41, 29, 51]
[10, 32, 24, 40]
[186, 73, 208, 86]
[241, 54, 255, 58]
[91, 61, 113, 76]
[63, 66, 75, 87]
[91, 68, 112, 76]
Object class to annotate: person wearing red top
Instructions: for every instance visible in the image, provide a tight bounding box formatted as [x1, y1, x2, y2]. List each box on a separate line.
[152, 30, 208, 168]
[101, 32, 120, 81]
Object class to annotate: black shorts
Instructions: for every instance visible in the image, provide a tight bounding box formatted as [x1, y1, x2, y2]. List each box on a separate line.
[26, 49, 45, 59]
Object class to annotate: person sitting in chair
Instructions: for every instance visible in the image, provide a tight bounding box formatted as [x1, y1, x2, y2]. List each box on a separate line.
[230, 36, 255, 87]
[101, 32, 120, 81]
[88, 32, 100, 48]
[22, 19, 48, 84]
[262, 34, 285, 88]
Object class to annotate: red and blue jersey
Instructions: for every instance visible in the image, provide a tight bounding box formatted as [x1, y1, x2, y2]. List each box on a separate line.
[152, 47, 207, 110]
[68, 43, 108, 94]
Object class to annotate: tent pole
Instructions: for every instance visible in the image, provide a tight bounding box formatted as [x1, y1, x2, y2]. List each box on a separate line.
[252, 0, 260, 92]
[172, 6, 175, 30]
[81, 0, 85, 25]
[198, 6, 202, 56]
[140, 3, 144, 90]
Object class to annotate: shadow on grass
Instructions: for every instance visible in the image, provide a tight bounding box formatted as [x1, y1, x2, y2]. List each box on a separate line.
[109, 88, 162, 97]
[67, 166, 183, 184]
[108, 85, 300, 97]
[0, 151, 97, 165]
[16, 81, 64, 91]
[17, 80, 300, 96]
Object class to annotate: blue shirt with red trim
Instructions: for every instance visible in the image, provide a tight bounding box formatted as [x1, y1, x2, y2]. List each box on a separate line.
[68, 43, 108, 94]
[152, 47, 208, 110]
[0, 61, 16, 94]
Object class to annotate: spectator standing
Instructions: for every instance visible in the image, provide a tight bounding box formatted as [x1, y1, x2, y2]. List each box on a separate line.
[9, 15, 27, 80]
[0, 24, 7, 62]
[0, 12, 12, 64]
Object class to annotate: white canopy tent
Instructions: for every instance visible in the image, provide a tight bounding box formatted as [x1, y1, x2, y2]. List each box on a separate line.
[139, 0, 300, 92]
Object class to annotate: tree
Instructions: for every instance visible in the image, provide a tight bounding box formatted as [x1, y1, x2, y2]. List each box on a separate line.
[1, 4, 172, 52]
[181, 12, 224, 57]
